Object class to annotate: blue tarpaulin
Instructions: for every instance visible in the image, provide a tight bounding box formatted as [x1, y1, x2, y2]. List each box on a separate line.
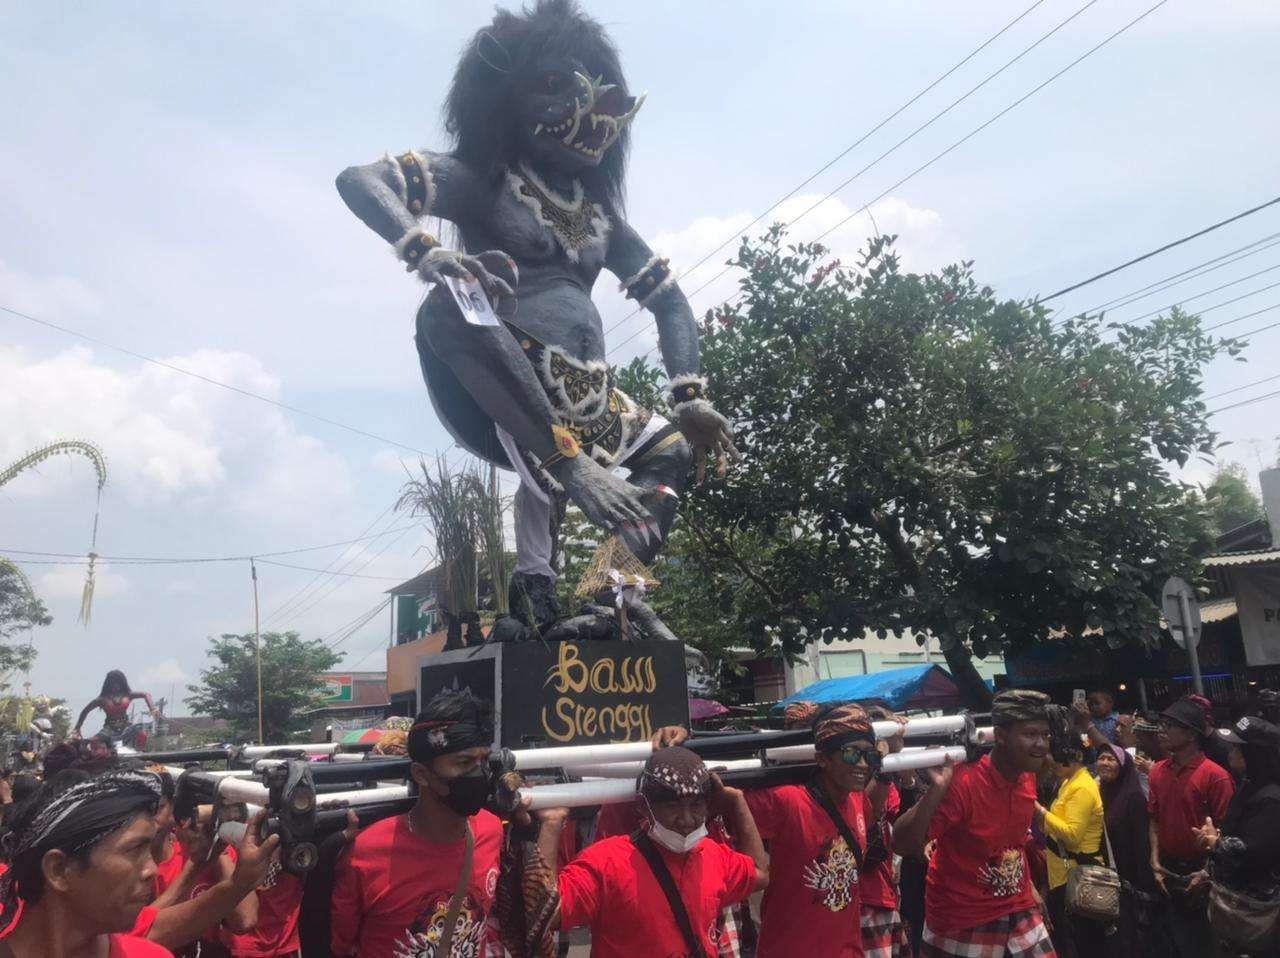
[773, 664, 968, 713]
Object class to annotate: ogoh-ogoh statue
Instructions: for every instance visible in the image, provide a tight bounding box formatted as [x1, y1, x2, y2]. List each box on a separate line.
[337, 0, 734, 638]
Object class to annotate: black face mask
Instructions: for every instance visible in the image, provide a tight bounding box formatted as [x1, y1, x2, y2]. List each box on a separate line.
[439, 764, 492, 817]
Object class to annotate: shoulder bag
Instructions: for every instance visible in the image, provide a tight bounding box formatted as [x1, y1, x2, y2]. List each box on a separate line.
[1063, 812, 1121, 923]
[632, 830, 711, 958]
[806, 781, 865, 871]
[433, 820, 476, 957]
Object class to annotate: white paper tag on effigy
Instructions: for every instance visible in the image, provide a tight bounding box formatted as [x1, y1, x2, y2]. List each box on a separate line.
[444, 274, 500, 327]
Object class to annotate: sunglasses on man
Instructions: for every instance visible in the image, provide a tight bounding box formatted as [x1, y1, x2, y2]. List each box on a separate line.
[838, 744, 882, 770]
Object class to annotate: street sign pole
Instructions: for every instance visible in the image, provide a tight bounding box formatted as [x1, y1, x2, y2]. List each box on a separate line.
[1178, 588, 1204, 696]
[1163, 576, 1204, 697]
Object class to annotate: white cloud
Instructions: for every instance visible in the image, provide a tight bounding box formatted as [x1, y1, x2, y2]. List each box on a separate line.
[36, 563, 130, 601]
[0, 343, 353, 518]
[371, 449, 411, 478]
[0, 260, 101, 321]
[139, 657, 188, 687]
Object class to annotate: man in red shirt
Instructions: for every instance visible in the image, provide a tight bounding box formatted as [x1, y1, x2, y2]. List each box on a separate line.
[0, 767, 226, 957]
[1147, 695, 1235, 958]
[859, 706, 910, 958]
[540, 745, 768, 957]
[893, 689, 1054, 958]
[745, 703, 884, 957]
[331, 686, 505, 957]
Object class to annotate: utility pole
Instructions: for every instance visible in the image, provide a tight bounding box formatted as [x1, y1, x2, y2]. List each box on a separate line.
[252, 559, 264, 744]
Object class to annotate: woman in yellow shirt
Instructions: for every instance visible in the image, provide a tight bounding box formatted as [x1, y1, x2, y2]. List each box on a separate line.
[1034, 744, 1106, 958]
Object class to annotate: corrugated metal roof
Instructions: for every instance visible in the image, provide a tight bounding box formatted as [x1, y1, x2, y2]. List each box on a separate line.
[1203, 549, 1280, 568]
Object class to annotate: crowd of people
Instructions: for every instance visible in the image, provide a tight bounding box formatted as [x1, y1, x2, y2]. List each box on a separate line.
[1, 683, 1277, 958]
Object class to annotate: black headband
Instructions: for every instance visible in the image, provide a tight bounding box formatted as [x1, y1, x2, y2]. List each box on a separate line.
[0, 769, 161, 937]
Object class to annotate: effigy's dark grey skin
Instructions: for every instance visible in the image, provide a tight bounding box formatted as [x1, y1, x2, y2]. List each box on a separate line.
[338, 0, 734, 637]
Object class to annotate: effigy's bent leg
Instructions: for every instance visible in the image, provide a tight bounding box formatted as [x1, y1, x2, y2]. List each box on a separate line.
[617, 427, 691, 565]
[414, 288, 652, 536]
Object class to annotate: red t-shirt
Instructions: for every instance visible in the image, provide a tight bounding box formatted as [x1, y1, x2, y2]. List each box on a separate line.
[152, 840, 186, 899]
[129, 905, 158, 938]
[558, 833, 756, 958]
[330, 811, 503, 958]
[109, 934, 172, 957]
[1147, 753, 1235, 862]
[745, 783, 868, 958]
[924, 754, 1038, 934]
[221, 862, 303, 957]
[860, 782, 901, 911]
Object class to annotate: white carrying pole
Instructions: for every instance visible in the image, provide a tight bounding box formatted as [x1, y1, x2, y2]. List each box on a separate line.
[518, 745, 968, 809]
[216, 777, 271, 805]
[573, 757, 766, 778]
[315, 785, 412, 808]
[509, 714, 971, 772]
[875, 715, 968, 738]
[240, 742, 340, 759]
[881, 746, 967, 773]
[510, 741, 655, 770]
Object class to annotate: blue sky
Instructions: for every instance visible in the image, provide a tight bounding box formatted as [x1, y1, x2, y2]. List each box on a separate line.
[3, 0, 1278, 719]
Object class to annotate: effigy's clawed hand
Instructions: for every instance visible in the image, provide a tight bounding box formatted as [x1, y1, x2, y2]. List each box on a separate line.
[561, 459, 653, 534]
[412, 247, 515, 300]
[678, 401, 740, 484]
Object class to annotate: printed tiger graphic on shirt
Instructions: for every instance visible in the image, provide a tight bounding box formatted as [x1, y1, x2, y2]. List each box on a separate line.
[392, 893, 484, 958]
[802, 834, 860, 911]
[976, 847, 1026, 898]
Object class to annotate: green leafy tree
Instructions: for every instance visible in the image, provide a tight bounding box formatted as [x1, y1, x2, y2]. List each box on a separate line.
[0, 561, 49, 681]
[1202, 462, 1263, 537]
[626, 227, 1236, 707]
[185, 631, 343, 743]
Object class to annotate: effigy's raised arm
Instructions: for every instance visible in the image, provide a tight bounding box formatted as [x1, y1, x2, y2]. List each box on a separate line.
[336, 150, 510, 299]
[607, 218, 738, 480]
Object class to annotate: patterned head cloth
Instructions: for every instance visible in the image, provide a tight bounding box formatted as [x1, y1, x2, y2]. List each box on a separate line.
[991, 689, 1051, 727]
[0, 768, 162, 937]
[372, 730, 408, 756]
[638, 746, 711, 803]
[407, 686, 495, 763]
[813, 704, 876, 753]
[783, 700, 822, 730]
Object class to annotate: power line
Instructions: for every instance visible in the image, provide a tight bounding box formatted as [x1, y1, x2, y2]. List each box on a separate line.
[611, 0, 1170, 359]
[1114, 263, 1280, 324]
[0, 524, 419, 564]
[1080, 233, 1280, 314]
[263, 502, 399, 625]
[0, 302, 455, 462]
[609, 0, 1107, 355]
[1205, 372, 1280, 401]
[324, 597, 393, 650]
[1208, 386, 1280, 417]
[254, 558, 406, 581]
[1225, 317, 1280, 340]
[1036, 195, 1280, 304]
[283, 524, 419, 623]
[599, 0, 1054, 341]
[1204, 302, 1280, 334]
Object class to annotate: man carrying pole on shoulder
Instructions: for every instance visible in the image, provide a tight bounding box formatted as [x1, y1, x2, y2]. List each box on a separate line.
[533, 746, 768, 957]
[745, 703, 885, 957]
[892, 689, 1056, 958]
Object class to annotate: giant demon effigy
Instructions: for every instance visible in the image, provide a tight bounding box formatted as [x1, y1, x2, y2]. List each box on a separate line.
[338, 0, 735, 641]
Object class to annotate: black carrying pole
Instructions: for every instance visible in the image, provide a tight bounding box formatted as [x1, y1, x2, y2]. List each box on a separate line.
[308, 757, 411, 785]
[314, 798, 415, 833]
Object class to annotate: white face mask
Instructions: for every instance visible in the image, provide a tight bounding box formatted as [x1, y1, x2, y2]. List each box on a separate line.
[642, 796, 707, 854]
[649, 819, 708, 854]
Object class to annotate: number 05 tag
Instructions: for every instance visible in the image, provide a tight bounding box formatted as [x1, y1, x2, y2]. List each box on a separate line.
[444, 274, 501, 327]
